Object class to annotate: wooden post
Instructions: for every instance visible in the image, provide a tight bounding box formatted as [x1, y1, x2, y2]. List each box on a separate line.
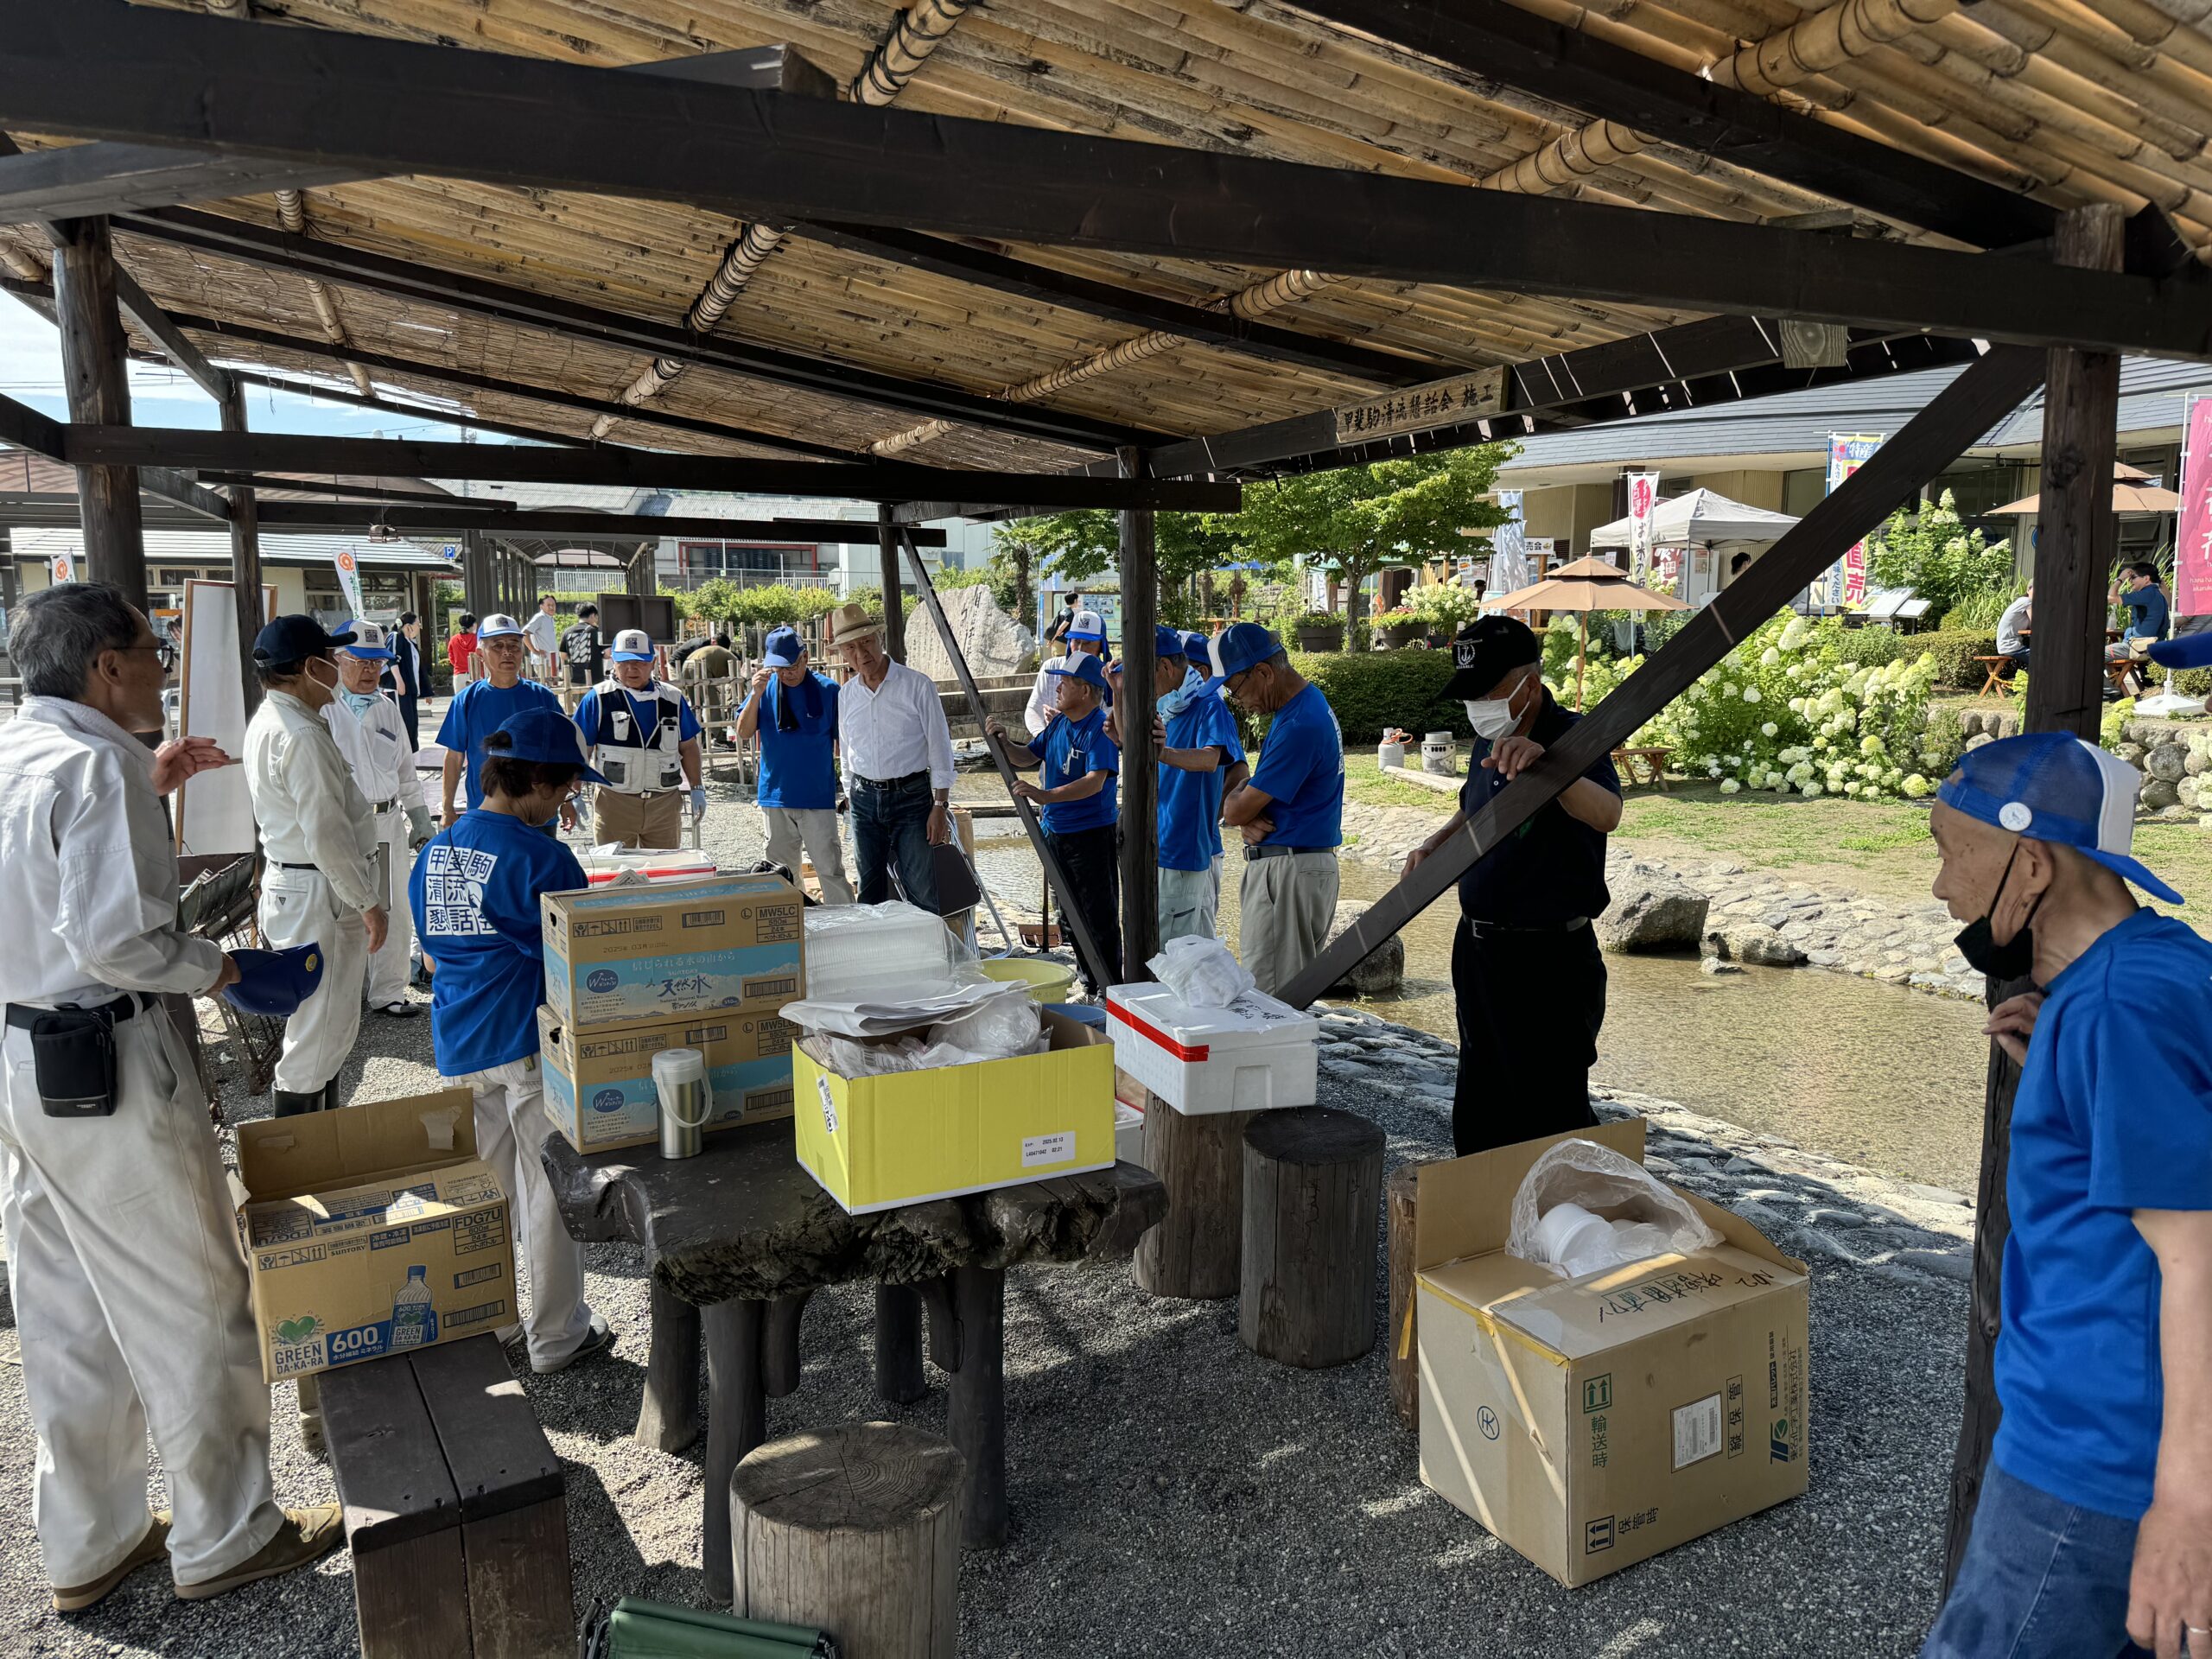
[219, 383, 264, 717]
[731, 1423, 963, 1659]
[462, 529, 495, 620]
[627, 538, 654, 601]
[875, 1282, 927, 1405]
[1134, 1097, 1257, 1300]
[1117, 445, 1160, 980]
[878, 503, 906, 664]
[50, 217, 145, 612]
[763, 1291, 810, 1398]
[1386, 1162, 1421, 1430]
[637, 1281, 702, 1452]
[1239, 1108, 1384, 1369]
[1945, 205, 2123, 1588]
[943, 1264, 1007, 1548]
[702, 1299, 766, 1605]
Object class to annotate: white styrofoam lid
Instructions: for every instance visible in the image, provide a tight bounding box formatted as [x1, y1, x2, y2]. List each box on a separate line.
[1106, 982, 1321, 1044]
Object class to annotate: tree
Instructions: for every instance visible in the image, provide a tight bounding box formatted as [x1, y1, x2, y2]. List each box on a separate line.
[1228, 447, 1513, 651]
[1866, 489, 2014, 622]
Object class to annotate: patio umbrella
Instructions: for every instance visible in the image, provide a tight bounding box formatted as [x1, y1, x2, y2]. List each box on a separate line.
[1990, 464, 2184, 515]
[1482, 555, 1689, 709]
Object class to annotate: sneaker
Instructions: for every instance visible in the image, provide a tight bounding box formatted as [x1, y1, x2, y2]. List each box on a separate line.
[534, 1315, 617, 1374]
[174, 1506, 344, 1601]
[375, 1001, 421, 1019]
[53, 1511, 169, 1612]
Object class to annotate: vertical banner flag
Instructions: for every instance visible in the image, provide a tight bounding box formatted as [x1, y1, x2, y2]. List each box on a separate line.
[2177, 394, 2212, 618]
[1488, 491, 1531, 595]
[49, 552, 77, 585]
[1626, 472, 1661, 582]
[332, 547, 366, 623]
[1817, 435, 1885, 607]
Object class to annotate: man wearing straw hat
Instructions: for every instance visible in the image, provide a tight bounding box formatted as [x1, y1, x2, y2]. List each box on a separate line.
[827, 600, 954, 910]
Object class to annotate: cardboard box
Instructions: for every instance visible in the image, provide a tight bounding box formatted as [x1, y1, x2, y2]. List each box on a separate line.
[537, 1003, 798, 1154]
[793, 1010, 1116, 1214]
[234, 1090, 517, 1383]
[542, 870, 804, 1027]
[1416, 1119, 1809, 1586]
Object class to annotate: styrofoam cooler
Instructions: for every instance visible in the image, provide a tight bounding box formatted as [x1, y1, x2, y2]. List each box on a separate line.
[1105, 982, 1320, 1116]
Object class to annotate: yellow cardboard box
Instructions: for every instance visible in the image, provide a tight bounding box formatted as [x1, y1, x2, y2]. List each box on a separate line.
[541, 871, 804, 1028]
[1416, 1119, 1809, 1586]
[233, 1089, 517, 1383]
[793, 1010, 1115, 1214]
[537, 1003, 798, 1154]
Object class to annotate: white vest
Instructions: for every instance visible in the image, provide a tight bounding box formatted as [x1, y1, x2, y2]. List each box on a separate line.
[592, 679, 688, 795]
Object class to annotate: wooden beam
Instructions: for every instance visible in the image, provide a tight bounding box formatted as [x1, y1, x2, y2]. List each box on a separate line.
[791, 220, 1435, 387]
[1287, 0, 2055, 250]
[114, 209, 1159, 453]
[875, 503, 905, 664]
[1276, 343, 2050, 1008]
[247, 499, 948, 543]
[193, 473, 494, 509]
[1117, 447, 1159, 980]
[50, 216, 145, 610]
[209, 365, 590, 450]
[139, 466, 230, 522]
[461, 528, 494, 619]
[58, 422, 1243, 512]
[0, 141, 370, 224]
[0, 389, 66, 456]
[108, 266, 231, 403]
[220, 382, 264, 718]
[13, 3, 2196, 358]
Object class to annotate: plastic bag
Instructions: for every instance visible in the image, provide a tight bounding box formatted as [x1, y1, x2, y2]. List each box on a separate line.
[1147, 936, 1255, 1008]
[925, 984, 1040, 1061]
[803, 901, 973, 1002]
[1506, 1138, 1723, 1281]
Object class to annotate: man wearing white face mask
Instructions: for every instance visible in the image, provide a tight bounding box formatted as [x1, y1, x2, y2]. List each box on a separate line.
[1404, 616, 1622, 1155]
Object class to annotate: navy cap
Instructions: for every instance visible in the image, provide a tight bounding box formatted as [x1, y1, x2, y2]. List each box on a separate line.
[763, 626, 804, 667]
[491, 707, 610, 785]
[1441, 615, 1541, 700]
[252, 613, 353, 664]
[1152, 624, 1190, 660]
[1196, 621, 1283, 693]
[1044, 652, 1111, 693]
[223, 942, 325, 1016]
[1179, 631, 1211, 662]
[1938, 731, 2183, 904]
[2148, 630, 2212, 671]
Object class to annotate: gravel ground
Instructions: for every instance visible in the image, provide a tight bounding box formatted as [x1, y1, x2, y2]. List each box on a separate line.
[1, 777, 1974, 1656]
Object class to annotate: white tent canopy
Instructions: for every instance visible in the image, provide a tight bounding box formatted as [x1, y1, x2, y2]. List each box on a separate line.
[1588, 487, 1802, 549]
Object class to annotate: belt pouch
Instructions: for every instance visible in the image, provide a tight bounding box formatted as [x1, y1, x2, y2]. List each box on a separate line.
[29, 1007, 119, 1117]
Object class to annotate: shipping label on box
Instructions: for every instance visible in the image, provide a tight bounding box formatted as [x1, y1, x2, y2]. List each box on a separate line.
[234, 1090, 517, 1382]
[538, 1003, 798, 1154]
[542, 871, 804, 1026]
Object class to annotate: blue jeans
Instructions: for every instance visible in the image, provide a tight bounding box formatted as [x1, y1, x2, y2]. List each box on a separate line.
[850, 773, 939, 912]
[1922, 1464, 2151, 1659]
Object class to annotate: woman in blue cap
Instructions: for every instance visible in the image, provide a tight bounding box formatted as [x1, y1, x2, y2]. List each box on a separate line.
[409, 709, 613, 1374]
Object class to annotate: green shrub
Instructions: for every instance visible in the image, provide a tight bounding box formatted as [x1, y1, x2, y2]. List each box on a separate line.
[1921, 703, 1967, 778]
[1910, 627, 2002, 690]
[2171, 666, 2212, 698]
[1834, 627, 1910, 669]
[1245, 648, 1461, 745]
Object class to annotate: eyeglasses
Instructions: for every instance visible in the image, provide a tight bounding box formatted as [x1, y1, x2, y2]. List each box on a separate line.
[122, 640, 179, 673]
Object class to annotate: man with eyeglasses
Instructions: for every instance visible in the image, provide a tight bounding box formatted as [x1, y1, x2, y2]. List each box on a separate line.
[434, 613, 572, 831]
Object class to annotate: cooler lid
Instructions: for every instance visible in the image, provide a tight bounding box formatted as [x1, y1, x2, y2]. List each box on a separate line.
[1106, 982, 1320, 1054]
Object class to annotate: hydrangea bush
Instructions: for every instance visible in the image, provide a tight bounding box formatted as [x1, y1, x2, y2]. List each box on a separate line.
[1541, 614, 1945, 800]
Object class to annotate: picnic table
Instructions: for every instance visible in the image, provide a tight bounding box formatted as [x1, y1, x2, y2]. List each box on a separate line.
[541, 1122, 1167, 1602]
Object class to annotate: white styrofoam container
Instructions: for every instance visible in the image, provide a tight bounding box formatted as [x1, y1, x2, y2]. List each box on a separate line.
[1105, 982, 1320, 1116]
[1114, 1098, 1146, 1167]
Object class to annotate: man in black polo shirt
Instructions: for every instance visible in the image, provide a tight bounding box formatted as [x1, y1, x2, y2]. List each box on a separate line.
[1404, 616, 1623, 1155]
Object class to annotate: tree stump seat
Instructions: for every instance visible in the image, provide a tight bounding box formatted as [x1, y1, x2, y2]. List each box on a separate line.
[1239, 1107, 1385, 1369]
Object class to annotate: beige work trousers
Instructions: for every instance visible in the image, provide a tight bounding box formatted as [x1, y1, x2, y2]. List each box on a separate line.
[590, 785, 683, 850]
[1236, 849, 1340, 998]
[761, 805, 855, 905]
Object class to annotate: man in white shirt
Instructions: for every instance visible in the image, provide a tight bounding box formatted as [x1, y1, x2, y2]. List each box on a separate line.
[1025, 607, 1110, 735]
[245, 615, 387, 1116]
[326, 621, 434, 1016]
[524, 593, 563, 685]
[0, 583, 342, 1609]
[827, 601, 956, 908]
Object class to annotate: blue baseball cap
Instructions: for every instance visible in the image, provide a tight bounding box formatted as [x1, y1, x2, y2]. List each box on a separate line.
[1044, 652, 1111, 693]
[2148, 630, 2212, 671]
[252, 614, 353, 663]
[1197, 621, 1283, 693]
[763, 626, 804, 668]
[223, 942, 325, 1017]
[489, 707, 609, 785]
[1179, 631, 1211, 662]
[1065, 608, 1107, 644]
[1937, 731, 2183, 904]
[1151, 624, 1190, 660]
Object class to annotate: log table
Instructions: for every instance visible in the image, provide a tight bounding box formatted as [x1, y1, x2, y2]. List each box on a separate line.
[541, 1121, 1166, 1603]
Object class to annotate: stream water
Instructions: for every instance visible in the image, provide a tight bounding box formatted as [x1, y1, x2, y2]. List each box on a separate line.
[964, 829, 1993, 1192]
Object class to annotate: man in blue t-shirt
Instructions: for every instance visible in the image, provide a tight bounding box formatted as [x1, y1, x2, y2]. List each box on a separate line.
[737, 626, 852, 904]
[987, 652, 1122, 995]
[1150, 626, 1248, 944]
[434, 613, 569, 829]
[1918, 733, 2212, 1659]
[2107, 562, 2172, 697]
[1209, 623, 1344, 997]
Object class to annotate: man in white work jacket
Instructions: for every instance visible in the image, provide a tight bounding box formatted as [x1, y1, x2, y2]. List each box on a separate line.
[245, 614, 388, 1115]
[574, 627, 706, 849]
[326, 620, 434, 1017]
[0, 583, 342, 1610]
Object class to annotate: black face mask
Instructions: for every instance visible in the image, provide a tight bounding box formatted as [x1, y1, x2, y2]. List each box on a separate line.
[1954, 840, 2044, 982]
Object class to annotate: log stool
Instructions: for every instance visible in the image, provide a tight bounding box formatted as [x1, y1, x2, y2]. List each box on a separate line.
[1135, 1095, 1256, 1300]
[731, 1423, 964, 1659]
[1239, 1108, 1385, 1368]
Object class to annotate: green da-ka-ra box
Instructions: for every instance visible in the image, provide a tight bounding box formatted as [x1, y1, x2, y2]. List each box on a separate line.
[540, 870, 804, 1028]
[232, 1090, 516, 1382]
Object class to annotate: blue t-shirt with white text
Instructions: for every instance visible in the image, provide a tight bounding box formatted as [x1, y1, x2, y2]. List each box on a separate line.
[1026, 707, 1119, 836]
[435, 677, 565, 810]
[1247, 683, 1344, 849]
[1159, 687, 1243, 872]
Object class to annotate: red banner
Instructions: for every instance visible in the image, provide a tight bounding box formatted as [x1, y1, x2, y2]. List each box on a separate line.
[2177, 397, 2212, 617]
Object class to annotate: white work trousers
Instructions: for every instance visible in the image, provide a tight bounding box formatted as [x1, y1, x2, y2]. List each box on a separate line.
[0, 1008, 283, 1590]
[444, 1056, 594, 1370]
[259, 863, 368, 1095]
[365, 809, 414, 1008]
[761, 805, 855, 905]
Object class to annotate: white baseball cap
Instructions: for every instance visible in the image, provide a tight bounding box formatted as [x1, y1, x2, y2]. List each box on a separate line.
[477, 613, 524, 639]
[338, 620, 392, 660]
[611, 628, 655, 663]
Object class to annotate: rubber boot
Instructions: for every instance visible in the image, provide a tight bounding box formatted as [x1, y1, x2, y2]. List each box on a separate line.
[271, 1089, 321, 1118]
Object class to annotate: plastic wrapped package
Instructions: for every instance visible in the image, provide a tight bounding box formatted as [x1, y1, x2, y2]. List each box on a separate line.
[802, 901, 970, 1002]
[925, 984, 1040, 1059]
[1506, 1138, 1723, 1280]
[1146, 936, 1255, 1008]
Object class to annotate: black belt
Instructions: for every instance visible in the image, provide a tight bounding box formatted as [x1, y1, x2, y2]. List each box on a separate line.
[852, 770, 928, 791]
[369, 798, 396, 812]
[8, 991, 140, 1030]
[1463, 915, 1591, 938]
[1243, 843, 1334, 861]
[276, 861, 319, 871]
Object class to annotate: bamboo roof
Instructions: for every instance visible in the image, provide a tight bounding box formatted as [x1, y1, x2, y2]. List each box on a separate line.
[7, 0, 2209, 487]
